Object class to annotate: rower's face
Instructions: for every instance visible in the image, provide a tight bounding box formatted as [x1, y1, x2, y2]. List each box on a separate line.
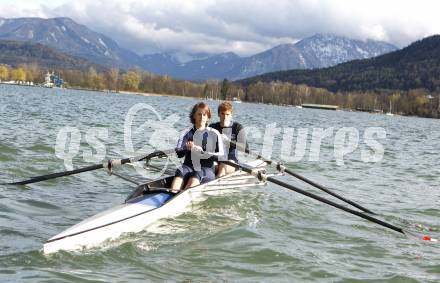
[194, 108, 209, 126]
[219, 110, 232, 125]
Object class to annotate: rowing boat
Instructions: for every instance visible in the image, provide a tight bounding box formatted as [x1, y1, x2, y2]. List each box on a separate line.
[43, 159, 267, 254]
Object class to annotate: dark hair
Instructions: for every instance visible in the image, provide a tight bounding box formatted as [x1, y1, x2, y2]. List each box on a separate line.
[190, 102, 212, 125]
[218, 101, 233, 114]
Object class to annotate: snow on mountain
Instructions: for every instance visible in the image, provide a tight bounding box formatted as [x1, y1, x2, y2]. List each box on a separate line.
[141, 34, 397, 80]
[293, 34, 397, 68]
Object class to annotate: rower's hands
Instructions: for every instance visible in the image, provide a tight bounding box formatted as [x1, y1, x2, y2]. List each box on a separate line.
[186, 141, 203, 152]
[192, 145, 203, 152]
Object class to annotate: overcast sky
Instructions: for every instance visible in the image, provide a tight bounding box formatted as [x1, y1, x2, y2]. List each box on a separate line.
[0, 0, 439, 56]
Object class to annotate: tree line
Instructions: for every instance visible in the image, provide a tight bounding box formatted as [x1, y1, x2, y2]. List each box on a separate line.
[0, 64, 36, 82]
[1, 63, 438, 118]
[241, 80, 439, 118]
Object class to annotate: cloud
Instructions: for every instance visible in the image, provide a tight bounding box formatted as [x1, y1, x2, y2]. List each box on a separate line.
[0, 0, 52, 18]
[1, 0, 440, 56]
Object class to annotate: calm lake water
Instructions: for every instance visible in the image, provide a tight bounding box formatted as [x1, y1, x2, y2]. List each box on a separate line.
[0, 84, 439, 282]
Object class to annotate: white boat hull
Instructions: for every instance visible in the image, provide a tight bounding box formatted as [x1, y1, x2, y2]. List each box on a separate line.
[43, 160, 266, 254]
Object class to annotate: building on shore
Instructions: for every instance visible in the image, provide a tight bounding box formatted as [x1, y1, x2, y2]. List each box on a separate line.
[428, 95, 440, 118]
[44, 72, 64, 88]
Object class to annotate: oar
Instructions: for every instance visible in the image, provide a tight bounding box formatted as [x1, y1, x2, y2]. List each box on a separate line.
[1, 148, 176, 186]
[274, 163, 376, 214]
[223, 136, 375, 214]
[223, 160, 439, 242]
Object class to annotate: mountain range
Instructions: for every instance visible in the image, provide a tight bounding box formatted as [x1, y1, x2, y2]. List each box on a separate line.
[0, 17, 139, 69]
[0, 39, 105, 71]
[240, 35, 440, 92]
[0, 17, 397, 81]
[142, 34, 397, 80]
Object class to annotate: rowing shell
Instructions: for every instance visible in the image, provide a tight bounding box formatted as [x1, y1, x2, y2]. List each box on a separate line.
[43, 160, 267, 254]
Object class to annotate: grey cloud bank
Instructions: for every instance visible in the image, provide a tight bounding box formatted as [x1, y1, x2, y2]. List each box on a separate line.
[0, 0, 439, 56]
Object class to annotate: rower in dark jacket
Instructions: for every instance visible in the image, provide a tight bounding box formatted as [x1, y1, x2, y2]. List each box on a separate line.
[170, 102, 224, 193]
[209, 101, 248, 177]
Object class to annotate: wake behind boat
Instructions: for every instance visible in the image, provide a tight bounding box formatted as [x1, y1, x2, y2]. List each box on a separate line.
[43, 159, 268, 254]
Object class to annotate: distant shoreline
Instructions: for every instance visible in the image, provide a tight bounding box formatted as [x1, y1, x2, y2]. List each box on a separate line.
[2, 83, 438, 120]
[117, 90, 196, 100]
[0, 82, 199, 100]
